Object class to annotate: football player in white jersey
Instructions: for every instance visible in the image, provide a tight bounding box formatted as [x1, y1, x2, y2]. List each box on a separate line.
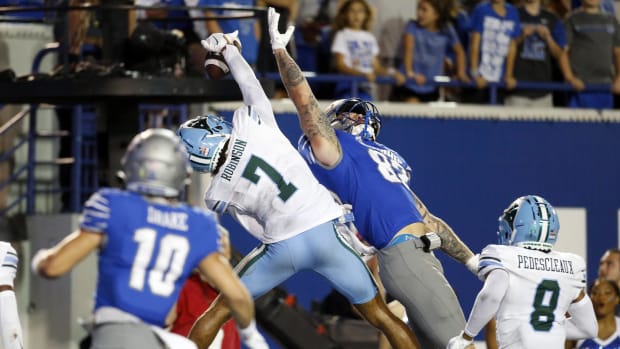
[177, 31, 420, 349]
[0, 241, 23, 349]
[447, 195, 598, 349]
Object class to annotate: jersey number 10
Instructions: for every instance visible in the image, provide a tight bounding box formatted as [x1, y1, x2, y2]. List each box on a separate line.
[129, 228, 190, 297]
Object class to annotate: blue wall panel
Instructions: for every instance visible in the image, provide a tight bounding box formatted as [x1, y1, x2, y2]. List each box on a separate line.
[219, 110, 620, 340]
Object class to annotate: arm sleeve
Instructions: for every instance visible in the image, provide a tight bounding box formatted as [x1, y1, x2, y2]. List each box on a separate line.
[0, 243, 17, 287]
[223, 46, 277, 128]
[464, 269, 509, 337]
[0, 290, 23, 349]
[565, 295, 598, 340]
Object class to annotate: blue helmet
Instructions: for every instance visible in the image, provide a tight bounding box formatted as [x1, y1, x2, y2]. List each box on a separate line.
[120, 128, 192, 198]
[497, 195, 559, 251]
[324, 98, 381, 141]
[177, 115, 232, 173]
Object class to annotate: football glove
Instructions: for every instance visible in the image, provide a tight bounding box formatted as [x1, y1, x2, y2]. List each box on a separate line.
[201, 30, 240, 53]
[267, 7, 294, 51]
[447, 332, 475, 349]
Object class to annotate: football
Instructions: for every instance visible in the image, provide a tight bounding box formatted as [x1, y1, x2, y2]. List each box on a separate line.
[204, 38, 243, 80]
[204, 52, 230, 80]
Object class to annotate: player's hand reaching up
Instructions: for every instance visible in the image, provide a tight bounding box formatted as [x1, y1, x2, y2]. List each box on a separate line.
[267, 7, 294, 51]
[201, 30, 240, 54]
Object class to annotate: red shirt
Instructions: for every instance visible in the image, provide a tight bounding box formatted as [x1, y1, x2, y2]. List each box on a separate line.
[171, 273, 241, 349]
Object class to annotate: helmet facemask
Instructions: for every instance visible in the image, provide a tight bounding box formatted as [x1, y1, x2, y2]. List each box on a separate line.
[178, 115, 233, 174]
[325, 98, 381, 141]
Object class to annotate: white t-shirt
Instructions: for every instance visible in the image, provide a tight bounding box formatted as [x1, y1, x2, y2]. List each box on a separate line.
[478, 244, 587, 348]
[204, 48, 342, 244]
[331, 28, 379, 74]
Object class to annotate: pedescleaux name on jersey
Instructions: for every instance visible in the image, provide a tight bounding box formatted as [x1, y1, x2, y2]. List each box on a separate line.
[517, 255, 574, 275]
[221, 139, 248, 181]
[147, 206, 189, 231]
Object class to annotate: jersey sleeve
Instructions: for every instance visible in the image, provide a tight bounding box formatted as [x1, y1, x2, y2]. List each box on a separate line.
[477, 244, 506, 281]
[297, 135, 318, 165]
[567, 252, 587, 290]
[0, 242, 17, 287]
[331, 31, 347, 55]
[79, 189, 112, 233]
[224, 47, 277, 129]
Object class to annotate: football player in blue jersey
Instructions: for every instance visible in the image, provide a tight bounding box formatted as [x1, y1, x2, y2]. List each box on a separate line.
[31, 128, 261, 349]
[0, 242, 23, 349]
[268, 7, 479, 349]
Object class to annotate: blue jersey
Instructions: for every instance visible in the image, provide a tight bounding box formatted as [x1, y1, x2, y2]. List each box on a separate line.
[298, 130, 423, 249]
[578, 316, 620, 348]
[79, 188, 221, 327]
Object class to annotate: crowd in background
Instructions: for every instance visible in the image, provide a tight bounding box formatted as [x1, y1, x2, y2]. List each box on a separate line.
[1, 0, 620, 108]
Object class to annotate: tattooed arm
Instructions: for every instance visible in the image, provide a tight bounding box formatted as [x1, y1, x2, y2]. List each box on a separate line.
[272, 46, 342, 167]
[413, 192, 474, 264]
[268, 6, 342, 167]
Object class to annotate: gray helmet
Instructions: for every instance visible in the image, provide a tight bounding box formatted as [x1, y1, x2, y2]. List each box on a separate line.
[120, 128, 192, 198]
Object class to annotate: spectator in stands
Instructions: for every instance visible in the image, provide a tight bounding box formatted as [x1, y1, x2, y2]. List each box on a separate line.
[504, 0, 565, 107]
[565, 278, 620, 349]
[466, 0, 521, 103]
[330, 0, 405, 100]
[202, 0, 261, 67]
[599, 249, 620, 316]
[392, 0, 469, 103]
[559, 0, 620, 109]
[134, 0, 212, 76]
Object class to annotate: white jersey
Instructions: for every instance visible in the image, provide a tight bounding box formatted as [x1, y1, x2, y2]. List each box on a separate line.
[204, 47, 342, 244]
[478, 244, 586, 348]
[0, 242, 17, 287]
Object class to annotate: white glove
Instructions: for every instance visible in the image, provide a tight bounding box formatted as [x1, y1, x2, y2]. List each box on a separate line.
[447, 332, 475, 349]
[237, 320, 269, 349]
[267, 7, 294, 51]
[465, 254, 480, 275]
[201, 30, 240, 53]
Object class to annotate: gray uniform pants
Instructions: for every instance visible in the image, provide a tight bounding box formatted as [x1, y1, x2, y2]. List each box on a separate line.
[90, 323, 164, 349]
[378, 238, 466, 349]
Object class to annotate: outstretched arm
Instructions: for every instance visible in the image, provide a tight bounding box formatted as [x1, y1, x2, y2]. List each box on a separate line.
[413, 193, 475, 266]
[202, 32, 276, 128]
[268, 7, 341, 167]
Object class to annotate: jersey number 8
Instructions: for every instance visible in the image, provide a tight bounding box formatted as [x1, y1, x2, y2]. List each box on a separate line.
[530, 279, 560, 331]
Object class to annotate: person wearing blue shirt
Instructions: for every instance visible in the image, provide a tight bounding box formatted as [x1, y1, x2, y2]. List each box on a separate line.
[31, 128, 262, 349]
[203, 0, 260, 66]
[268, 8, 479, 349]
[467, 0, 521, 103]
[504, 0, 566, 107]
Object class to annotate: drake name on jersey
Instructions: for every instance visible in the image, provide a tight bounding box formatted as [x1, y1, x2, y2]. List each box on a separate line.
[147, 206, 189, 231]
[517, 255, 575, 274]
